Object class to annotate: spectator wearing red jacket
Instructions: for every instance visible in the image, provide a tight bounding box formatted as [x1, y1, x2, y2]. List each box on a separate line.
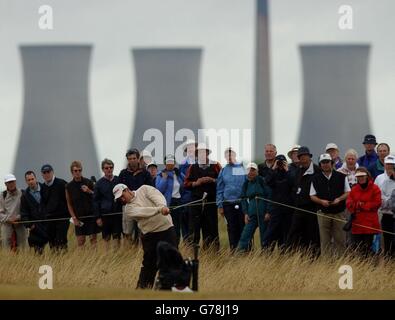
[346, 167, 381, 256]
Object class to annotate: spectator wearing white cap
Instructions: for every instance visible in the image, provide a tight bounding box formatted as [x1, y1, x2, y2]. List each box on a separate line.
[368, 143, 390, 179]
[147, 161, 158, 186]
[325, 143, 343, 170]
[237, 162, 271, 252]
[374, 154, 395, 256]
[184, 143, 222, 251]
[0, 174, 27, 250]
[113, 183, 176, 289]
[156, 154, 185, 245]
[310, 154, 350, 256]
[338, 149, 359, 188]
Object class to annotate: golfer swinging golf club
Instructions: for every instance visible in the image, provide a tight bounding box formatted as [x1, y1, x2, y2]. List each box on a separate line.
[113, 183, 177, 289]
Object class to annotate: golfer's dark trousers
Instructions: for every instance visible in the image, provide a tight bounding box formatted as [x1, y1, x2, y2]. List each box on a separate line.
[223, 202, 244, 251]
[137, 226, 177, 289]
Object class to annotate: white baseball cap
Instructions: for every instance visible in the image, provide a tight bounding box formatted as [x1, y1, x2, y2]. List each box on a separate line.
[287, 144, 301, 159]
[319, 153, 332, 163]
[246, 162, 258, 171]
[113, 183, 128, 200]
[325, 143, 339, 151]
[196, 143, 211, 154]
[355, 171, 368, 177]
[164, 154, 176, 164]
[147, 161, 158, 168]
[4, 174, 16, 183]
[140, 150, 152, 159]
[384, 155, 395, 164]
[183, 139, 197, 152]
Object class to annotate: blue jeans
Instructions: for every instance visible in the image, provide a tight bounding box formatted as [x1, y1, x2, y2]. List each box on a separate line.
[238, 213, 267, 251]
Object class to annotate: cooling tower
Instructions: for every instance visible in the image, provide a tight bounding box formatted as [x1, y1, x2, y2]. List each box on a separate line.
[131, 48, 203, 162]
[14, 45, 99, 183]
[298, 44, 371, 159]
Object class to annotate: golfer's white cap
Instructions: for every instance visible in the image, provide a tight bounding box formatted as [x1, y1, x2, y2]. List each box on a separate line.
[113, 183, 128, 200]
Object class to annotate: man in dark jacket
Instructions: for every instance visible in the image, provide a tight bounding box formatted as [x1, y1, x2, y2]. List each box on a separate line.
[286, 146, 321, 256]
[258, 144, 277, 180]
[66, 161, 100, 247]
[21, 171, 48, 254]
[119, 148, 153, 244]
[358, 134, 378, 168]
[310, 154, 350, 256]
[262, 154, 294, 248]
[93, 158, 122, 247]
[184, 143, 222, 251]
[40, 164, 69, 251]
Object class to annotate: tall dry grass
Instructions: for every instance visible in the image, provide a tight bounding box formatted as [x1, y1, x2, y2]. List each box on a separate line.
[0, 219, 394, 299]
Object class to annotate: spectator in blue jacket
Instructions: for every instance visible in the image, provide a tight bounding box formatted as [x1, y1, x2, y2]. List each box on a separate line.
[358, 134, 378, 168]
[216, 147, 246, 251]
[237, 162, 272, 252]
[156, 154, 185, 245]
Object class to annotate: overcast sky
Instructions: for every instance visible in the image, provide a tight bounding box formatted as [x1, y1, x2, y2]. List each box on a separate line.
[0, 0, 394, 183]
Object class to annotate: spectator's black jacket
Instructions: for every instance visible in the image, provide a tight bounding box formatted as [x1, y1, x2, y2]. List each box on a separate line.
[41, 177, 69, 218]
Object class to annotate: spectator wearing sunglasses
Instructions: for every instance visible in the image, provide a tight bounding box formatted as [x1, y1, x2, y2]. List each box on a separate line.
[65, 161, 100, 247]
